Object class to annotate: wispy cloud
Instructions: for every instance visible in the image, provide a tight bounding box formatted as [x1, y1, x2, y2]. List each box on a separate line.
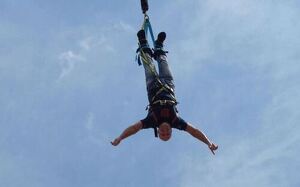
[168, 0, 300, 76]
[58, 50, 85, 80]
[79, 35, 108, 51]
[79, 37, 94, 51]
[82, 112, 108, 148]
[113, 21, 135, 33]
[57, 20, 130, 81]
[159, 0, 300, 186]
[178, 99, 300, 187]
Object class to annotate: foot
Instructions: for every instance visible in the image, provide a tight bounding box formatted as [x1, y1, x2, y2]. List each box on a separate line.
[153, 32, 167, 60]
[137, 29, 152, 56]
[137, 30, 148, 45]
[155, 32, 166, 49]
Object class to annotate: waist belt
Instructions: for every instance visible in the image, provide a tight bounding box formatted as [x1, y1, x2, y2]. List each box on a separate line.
[145, 99, 178, 111]
[152, 100, 177, 106]
[150, 82, 176, 103]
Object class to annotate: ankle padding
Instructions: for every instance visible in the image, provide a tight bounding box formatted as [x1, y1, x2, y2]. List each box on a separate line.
[153, 49, 168, 60]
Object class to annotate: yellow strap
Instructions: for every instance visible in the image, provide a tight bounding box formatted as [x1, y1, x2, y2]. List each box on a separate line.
[152, 100, 177, 106]
[151, 83, 176, 102]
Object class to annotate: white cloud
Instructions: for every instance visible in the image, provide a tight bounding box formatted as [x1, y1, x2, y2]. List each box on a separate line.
[168, 0, 300, 76]
[79, 37, 94, 51]
[56, 19, 131, 83]
[167, 0, 300, 186]
[58, 50, 85, 80]
[79, 35, 108, 51]
[59, 50, 85, 62]
[113, 21, 135, 33]
[179, 114, 300, 187]
[82, 112, 109, 148]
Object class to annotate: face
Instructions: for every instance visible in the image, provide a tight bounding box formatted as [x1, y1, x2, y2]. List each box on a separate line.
[158, 122, 172, 141]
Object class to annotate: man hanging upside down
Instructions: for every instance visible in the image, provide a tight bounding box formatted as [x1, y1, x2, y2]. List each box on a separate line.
[111, 30, 218, 155]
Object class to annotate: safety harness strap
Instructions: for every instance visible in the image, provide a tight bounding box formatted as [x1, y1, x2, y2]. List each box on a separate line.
[150, 82, 177, 104]
[143, 16, 156, 47]
[152, 99, 177, 106]
[136, 15, 155, 66]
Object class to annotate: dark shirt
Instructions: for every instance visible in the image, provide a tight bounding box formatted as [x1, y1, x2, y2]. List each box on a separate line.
[141, 105, 188, 131]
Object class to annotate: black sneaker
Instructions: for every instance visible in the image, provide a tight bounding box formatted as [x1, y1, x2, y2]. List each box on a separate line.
[153, 32, 167, 59]
[137, 30, 152, 56]
[155, 32, 166, 49]
[137, 30, 148, 46]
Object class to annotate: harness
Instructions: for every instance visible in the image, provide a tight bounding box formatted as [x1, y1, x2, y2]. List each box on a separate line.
[150, 79, 176, 103]
[137, 0, 179, 137]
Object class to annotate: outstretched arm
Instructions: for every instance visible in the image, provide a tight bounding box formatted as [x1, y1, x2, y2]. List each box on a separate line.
[111, 121, 143, 146]
[185, 123, 218, 155]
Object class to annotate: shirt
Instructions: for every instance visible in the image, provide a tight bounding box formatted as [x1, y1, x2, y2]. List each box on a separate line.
[141, 105, 188, 131]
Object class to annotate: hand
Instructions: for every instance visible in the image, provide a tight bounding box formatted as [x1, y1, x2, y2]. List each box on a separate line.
[208, 143, 218, 155]
[111, 137, 122, 146]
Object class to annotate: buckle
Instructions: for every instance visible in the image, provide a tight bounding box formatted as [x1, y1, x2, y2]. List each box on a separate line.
[160, 100, 167, 105]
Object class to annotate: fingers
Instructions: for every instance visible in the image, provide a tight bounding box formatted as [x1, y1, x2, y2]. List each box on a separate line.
[209, 143, 218, 155]
[111, 139, 120, 146]
[210, 144, 218, 150]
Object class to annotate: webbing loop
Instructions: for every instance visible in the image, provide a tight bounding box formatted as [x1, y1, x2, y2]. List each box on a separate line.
[143, 15, 155, 47]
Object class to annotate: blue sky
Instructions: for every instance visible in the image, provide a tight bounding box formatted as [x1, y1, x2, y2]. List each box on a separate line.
[1, 0, 300, 186]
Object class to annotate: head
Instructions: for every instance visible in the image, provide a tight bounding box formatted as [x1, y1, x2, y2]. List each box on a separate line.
[158, 122, 172, 141]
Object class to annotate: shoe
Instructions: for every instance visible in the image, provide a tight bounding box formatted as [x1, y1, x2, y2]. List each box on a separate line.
[153, 32, 167, 59]
[137, 29, 152, 55]
[137, 30, 148, 45]
[155, 32, 166, 49]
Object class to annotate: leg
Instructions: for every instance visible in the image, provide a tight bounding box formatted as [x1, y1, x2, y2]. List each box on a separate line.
[141, 52, 157, 86]
[156, 54, 174, 82]
[137, 30, 158, 91]
[154, 32, 175, 87]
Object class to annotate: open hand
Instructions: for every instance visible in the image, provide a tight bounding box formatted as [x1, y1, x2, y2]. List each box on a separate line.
[111, 137, 122, 146]
[208, 143, 218, 155]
